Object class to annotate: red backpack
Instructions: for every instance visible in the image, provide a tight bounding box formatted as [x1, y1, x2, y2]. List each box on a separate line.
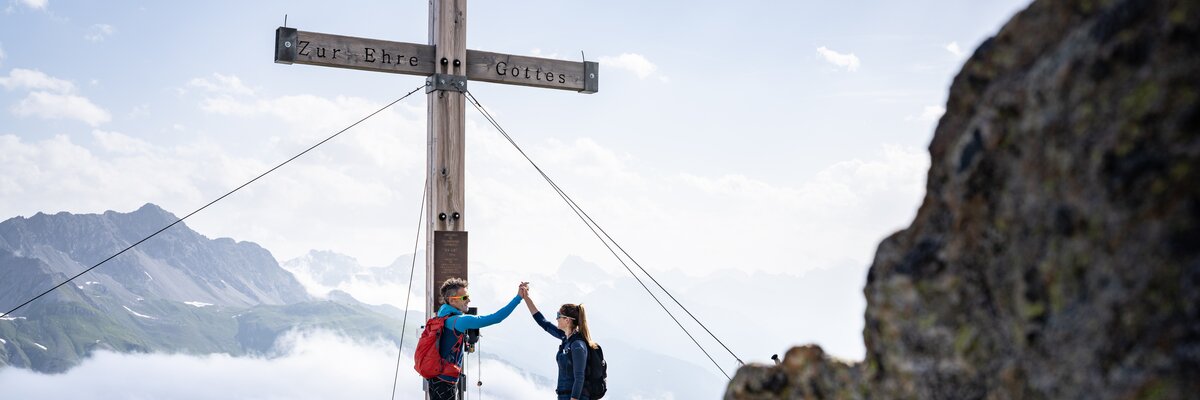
[414, 315, 464, 379]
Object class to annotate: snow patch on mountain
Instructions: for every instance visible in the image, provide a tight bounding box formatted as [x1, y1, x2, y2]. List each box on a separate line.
[123, 306, 156, 320]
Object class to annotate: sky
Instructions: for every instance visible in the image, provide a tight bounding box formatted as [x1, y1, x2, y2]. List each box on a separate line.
[1, 0, 1033, 397]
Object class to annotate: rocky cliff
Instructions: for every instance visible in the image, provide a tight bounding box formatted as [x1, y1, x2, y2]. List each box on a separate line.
[727, 0, 1200, 398]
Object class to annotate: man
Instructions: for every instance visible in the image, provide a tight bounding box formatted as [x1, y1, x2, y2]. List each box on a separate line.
[428, 277, 527, 400]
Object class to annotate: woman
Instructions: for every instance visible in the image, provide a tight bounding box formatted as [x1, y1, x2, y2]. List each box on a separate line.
[520, 286, 597, 400]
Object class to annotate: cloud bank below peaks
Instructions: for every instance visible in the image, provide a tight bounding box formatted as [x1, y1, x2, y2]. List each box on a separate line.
[0, 330, 550, 400]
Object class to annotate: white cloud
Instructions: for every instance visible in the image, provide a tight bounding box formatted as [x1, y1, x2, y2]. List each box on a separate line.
[529, 48, 561, 59]
[197, 95, 254, 116]
[464, 107, 931, 279]
[597, 53, 658, 79]
[1, 69, 110, 126]
[187, 73, 254, 96]
[92, 129, 152, 154]
[0, 330, 550, 400]
[0, 70, 927, 282]
[0, 88, 428, 267]
[18, 0, 47, 10]
[84, 24, 115, 42]
[0, 133, 199, 209]
[678, 145, 927, 208]
[0, 68, 75, 93]
[810, 145, 929, 198]
[537, 137, 642, 184]
[12, 91, 111, 126]
[816, 46, 860, 71]
[945, 41, 964, 57]
[0, 42, 6, 66]
[906, 105, 946, 122]
[673, 144, 928, 272]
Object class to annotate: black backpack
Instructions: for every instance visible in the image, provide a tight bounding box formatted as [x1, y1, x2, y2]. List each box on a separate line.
[573, 338, 607, 399]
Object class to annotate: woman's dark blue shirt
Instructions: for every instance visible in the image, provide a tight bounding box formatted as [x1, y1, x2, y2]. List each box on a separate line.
[532, 311, 588, 400]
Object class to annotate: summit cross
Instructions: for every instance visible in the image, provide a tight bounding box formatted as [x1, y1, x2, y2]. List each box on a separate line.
[272, 0, 599, 349]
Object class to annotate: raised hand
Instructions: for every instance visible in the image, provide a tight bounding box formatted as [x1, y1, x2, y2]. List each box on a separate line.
[521, 282, 539, 314]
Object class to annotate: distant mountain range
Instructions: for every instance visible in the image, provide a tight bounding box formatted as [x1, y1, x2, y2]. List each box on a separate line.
[0, 204, 410, 373]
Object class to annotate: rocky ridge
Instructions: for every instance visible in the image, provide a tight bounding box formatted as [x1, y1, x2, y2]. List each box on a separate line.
[0, 204, 404, 373]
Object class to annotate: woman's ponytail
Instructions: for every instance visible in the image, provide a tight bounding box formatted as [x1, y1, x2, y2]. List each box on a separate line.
[577, 304, 597, 349]
[560, 303, 598, 349]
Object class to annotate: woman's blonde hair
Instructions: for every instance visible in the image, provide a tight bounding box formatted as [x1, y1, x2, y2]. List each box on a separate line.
[558, 303, 597, 349]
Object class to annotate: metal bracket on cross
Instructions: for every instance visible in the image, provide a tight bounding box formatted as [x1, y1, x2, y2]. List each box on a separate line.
[426, 74, 468, 93]
[274, 27, 298, 64]
[582, 61, 599, 94]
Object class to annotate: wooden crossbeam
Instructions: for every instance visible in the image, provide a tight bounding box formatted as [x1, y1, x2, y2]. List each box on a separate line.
[276, 27, 599, 93]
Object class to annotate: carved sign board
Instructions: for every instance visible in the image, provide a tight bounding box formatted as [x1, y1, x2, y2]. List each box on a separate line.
[275, 27, 598, 93]
[432, 230, 468, 304]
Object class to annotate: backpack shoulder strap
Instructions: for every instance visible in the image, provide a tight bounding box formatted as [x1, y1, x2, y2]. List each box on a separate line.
[445, 315, 465, 350]
[571, 335, 592, 348]
[567, 335, 591, 353]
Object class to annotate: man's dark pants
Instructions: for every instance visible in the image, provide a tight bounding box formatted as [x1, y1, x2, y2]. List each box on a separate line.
[428, 378, 459, 400]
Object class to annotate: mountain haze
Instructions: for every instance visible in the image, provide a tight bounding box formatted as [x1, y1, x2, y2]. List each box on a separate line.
[0, 204, 406, 373]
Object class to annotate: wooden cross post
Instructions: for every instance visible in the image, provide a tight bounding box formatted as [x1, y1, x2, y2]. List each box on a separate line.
[273, 1, 598, 389]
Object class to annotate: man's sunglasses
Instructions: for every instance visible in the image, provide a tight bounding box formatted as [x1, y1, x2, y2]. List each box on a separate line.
[447, 295, 470, 301]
